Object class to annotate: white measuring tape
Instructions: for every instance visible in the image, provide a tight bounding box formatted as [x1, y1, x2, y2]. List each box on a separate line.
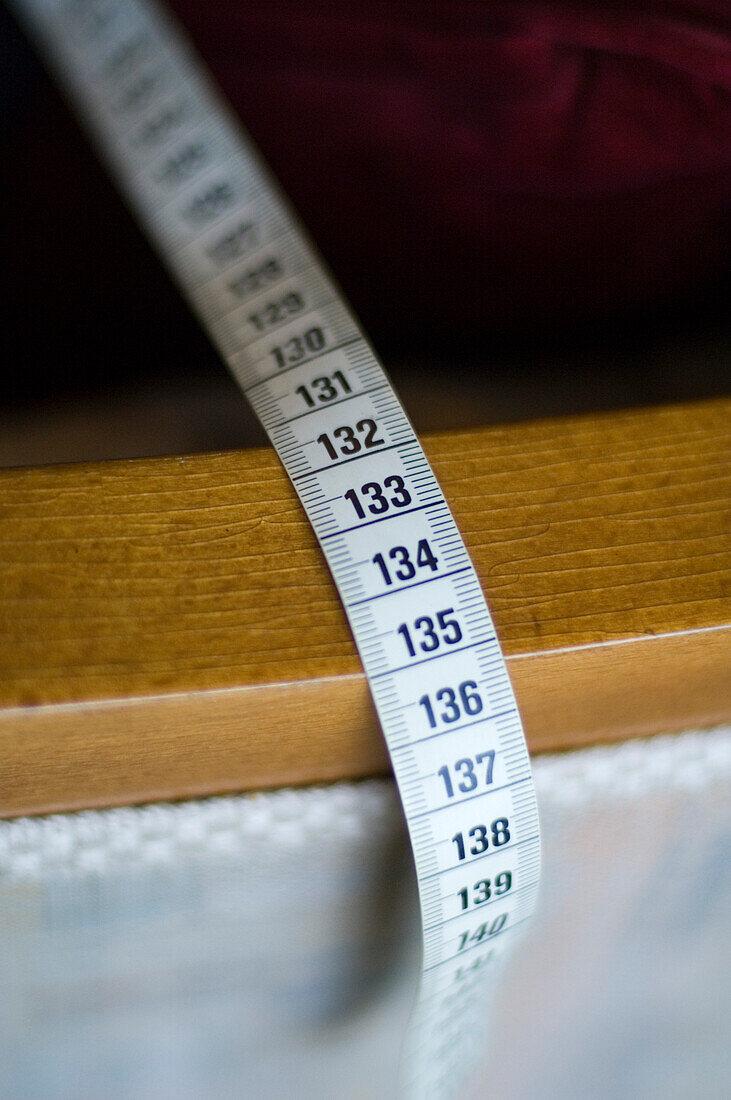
[11, 1, 542, 1094]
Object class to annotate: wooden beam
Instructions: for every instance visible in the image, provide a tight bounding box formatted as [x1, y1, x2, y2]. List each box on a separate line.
[1, 398, 729, 818]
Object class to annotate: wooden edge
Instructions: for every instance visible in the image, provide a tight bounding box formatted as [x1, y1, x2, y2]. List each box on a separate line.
[2, 627, 728, 818]
[1, 398, 729, 817]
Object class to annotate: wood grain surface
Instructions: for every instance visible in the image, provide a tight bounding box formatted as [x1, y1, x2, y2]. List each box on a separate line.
[1, 398, 729, 817]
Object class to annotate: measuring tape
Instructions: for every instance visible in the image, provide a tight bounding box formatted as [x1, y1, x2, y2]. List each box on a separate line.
[11, 1, 542, 1094]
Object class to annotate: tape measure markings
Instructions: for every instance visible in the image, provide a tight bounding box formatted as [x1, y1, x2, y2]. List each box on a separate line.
[11, 1, 542, 1095]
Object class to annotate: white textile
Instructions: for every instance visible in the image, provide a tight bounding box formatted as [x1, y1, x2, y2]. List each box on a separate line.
[1, 727, 729, 1099]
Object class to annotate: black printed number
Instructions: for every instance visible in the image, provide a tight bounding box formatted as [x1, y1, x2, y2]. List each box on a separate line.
[457, 914, 508, 951]
[270, 327, 326, 368]
[397, 608, 462, 658]
[185, 181, 235, 224]
[372, 540, 438, 586]
[248, 291, 304, 332]
[437, 752, 494, 799]
[451, 819, 511, 861]
[317, 419, 384, 460]
[295, 371, 352, 407]
[454, 950, 495, 982]
[228, 257, 282, 299]
[457, 872, 512, 910]
[418, 680, 483, 729]
[207, 220, 257, 264]
[343, 476, 412, 519]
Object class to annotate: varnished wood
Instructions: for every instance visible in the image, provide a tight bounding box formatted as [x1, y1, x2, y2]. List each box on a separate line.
[1, 398, 729, 817]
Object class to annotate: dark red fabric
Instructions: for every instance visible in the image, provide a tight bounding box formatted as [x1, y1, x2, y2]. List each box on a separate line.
[168, 0, 731, 338]
[4, 0, 730, 392]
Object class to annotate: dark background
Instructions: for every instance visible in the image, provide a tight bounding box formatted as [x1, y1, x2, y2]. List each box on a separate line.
[1, 1, 729, 467]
